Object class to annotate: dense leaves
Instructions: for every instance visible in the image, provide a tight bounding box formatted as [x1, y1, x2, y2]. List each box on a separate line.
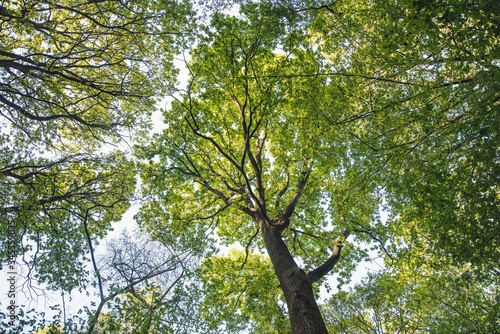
[0, 0, 188, 144]
[135, 0, 498, 331]
[2, 0, 498, 332]
[136, 1, 374, 271]
[197, 249, 288, 333]
[323, 264, 499, 333]
[0, 152, 135, 292]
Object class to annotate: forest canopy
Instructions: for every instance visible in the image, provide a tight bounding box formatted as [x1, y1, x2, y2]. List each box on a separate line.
[1, 0, 498, 333]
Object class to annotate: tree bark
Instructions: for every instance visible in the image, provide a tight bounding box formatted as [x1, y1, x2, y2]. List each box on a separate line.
[261, 221, 329, 334]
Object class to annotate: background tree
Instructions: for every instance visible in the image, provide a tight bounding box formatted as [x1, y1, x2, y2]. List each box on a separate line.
[88, 229, 192, 334]
[322, 261, 499, 333]
[0, 0, 191, 331]
[310, 0, 499, 331]
[307, 0, 499, 274]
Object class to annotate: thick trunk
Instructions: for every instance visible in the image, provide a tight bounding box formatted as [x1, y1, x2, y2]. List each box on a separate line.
[261, 223, 329, 334]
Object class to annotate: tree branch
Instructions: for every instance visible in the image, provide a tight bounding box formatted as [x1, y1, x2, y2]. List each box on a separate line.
[307, 230, 350, 284]
[352, 227, 395, 264]
[241, 228, 260, 269]
[238, 71, 422, 86]
[0, 94, 120, 130]
[82, 210, 105, 334]
[282, 168, 311, 222]
[275, 173, 290, 210]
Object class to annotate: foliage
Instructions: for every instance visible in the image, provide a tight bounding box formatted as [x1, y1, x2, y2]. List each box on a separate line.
[381, 0, 498, 273]
[0, 0, 189, 145]
[311, 0, 500, 331]
[32, 325, 63, 334]
[322, 265, 499, 333]
[0, 0, 191, 332]
[1, 0, 498, 332]
[137, 0, 498, 331]
[136, 0, 374, 275]
[0, 152, 135, 290]
[135, 3, 380, 332]
[197, 249, 289, 333]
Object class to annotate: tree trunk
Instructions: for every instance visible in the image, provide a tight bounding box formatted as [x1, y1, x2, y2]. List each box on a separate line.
[261, 222, 329, 334]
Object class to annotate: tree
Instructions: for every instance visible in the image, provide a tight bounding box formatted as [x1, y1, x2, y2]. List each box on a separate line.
[0, 0, 188, 144]
[322, 259, 499, 333]
[88, 229, 191, 334]
[308, 0, 499, 330]
[308, 0, 500, 275]
[137, 0, 499, 332]
[136, 4, 378, 332]
[0, 0, 191, 331]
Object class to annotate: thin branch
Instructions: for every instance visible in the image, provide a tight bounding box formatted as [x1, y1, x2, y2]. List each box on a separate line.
[352, 227, 395, 263]
[83, 210, 105, 334]
[0, 154, 85, 182]
[290, 228, 321, 239]
[0, 95, 121, 130]
[238, 71, 422, 86]
[282, 168, 311, 223]
[275, 173, 290, 210]
[241, 228, 260, 269]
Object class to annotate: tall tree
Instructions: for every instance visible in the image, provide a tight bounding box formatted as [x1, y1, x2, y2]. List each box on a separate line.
[137, 0, 499, 332]
[136, 4, 377, 332]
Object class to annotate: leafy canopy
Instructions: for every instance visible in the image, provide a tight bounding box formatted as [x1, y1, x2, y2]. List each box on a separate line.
[136, 3, 376, 276]
[137, 0, 498, 331]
